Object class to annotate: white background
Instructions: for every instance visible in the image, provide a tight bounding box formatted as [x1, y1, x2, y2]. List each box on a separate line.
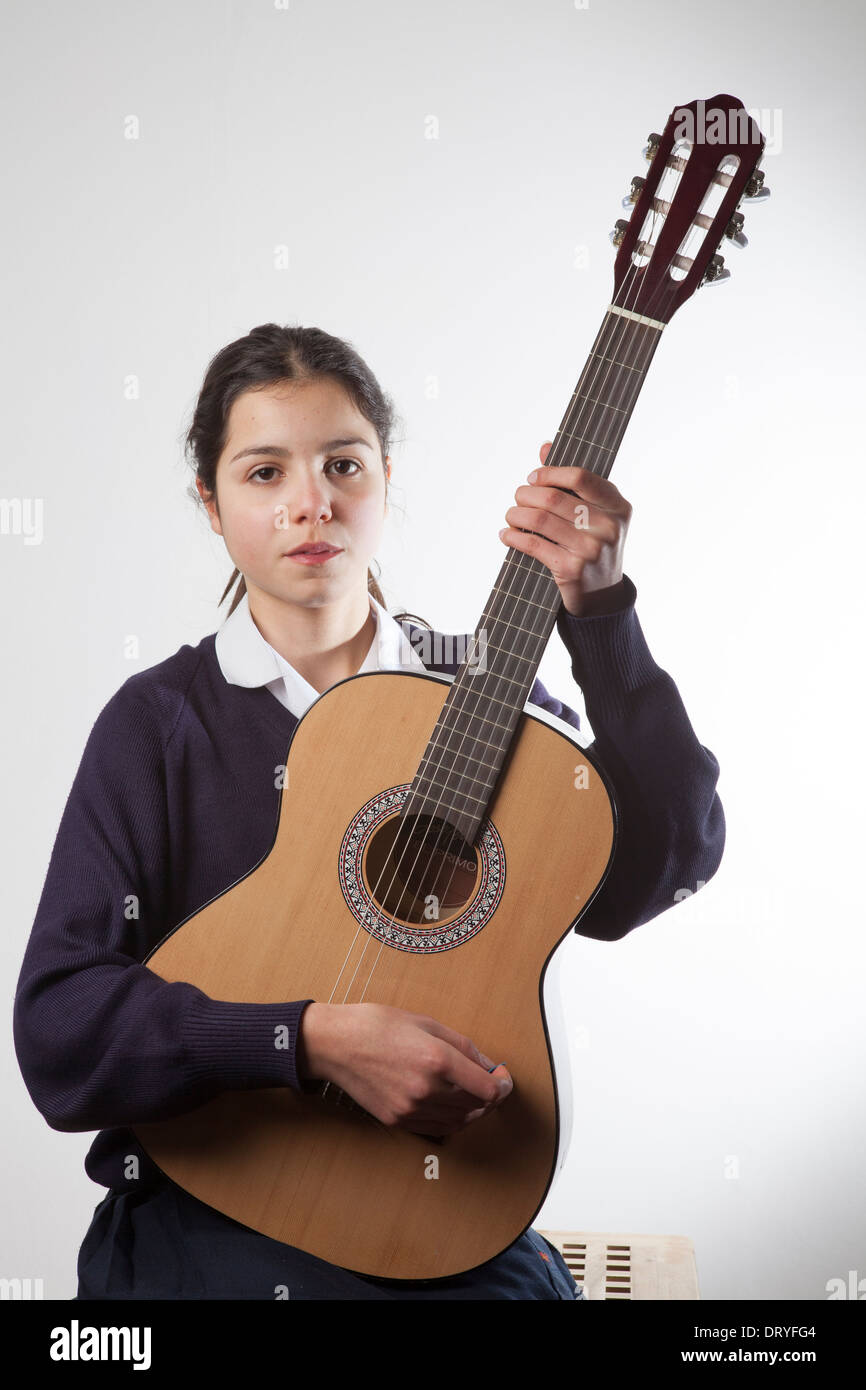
[2, 0, 864, 1301]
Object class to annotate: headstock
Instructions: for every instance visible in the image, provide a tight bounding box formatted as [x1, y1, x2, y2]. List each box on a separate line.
[609, 94, 768, 322]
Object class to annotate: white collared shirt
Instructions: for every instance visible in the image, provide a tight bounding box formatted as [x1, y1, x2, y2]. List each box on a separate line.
[214, 589, 428, 720]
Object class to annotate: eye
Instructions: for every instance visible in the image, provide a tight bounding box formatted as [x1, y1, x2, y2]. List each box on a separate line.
[248, 458, 363, 484]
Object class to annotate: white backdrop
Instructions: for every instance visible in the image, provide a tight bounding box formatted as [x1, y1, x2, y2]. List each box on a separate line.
[2, 0, 864, 1302]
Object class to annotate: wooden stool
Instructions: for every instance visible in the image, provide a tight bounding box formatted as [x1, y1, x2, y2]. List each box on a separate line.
[538, 1230, 700, 1300]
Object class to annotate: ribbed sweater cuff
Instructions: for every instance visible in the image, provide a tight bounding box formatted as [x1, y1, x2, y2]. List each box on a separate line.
[182, 995, 315, 1095]
[554, 574, 662, 722]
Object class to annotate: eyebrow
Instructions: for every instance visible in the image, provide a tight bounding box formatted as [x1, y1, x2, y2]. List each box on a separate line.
[229, 438, 375, 465]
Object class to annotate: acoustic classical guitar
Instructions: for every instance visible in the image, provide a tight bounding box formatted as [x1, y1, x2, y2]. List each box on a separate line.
[134, 93, 768, 1280]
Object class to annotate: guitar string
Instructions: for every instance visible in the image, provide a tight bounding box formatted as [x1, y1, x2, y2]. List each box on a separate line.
[358, 148, 735, 933]
[348, 267, 674, 985]
[321, 238, 669, 1034]
[317, 142, 728, 1106]
[329, 164, 706, 1032]
[324, 192, 683, 1037]
[317, 236, 701, 1122]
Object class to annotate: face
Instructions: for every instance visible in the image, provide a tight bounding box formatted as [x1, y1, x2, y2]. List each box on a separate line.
[198, 377, 389, 611]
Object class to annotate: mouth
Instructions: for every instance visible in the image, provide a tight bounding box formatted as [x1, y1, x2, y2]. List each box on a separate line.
[285, 543, 343, 557]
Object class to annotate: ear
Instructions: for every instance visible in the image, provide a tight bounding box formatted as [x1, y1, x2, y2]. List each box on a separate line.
[196, 476, 224, 538]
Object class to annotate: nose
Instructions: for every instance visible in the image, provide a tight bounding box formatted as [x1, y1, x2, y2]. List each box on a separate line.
[281, 471, 333, 525]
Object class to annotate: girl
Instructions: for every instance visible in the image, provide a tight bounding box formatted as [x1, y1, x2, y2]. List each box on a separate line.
[13, 322, 725, 1300]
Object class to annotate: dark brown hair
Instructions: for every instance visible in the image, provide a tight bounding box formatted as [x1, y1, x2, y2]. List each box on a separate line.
[185, 322, 429, 627]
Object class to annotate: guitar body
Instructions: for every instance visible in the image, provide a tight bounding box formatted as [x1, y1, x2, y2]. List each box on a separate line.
[134, 668, 616, 1280]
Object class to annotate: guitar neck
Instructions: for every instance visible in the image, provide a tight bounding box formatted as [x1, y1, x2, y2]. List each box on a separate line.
[404, 307, 665, 847]
[550, 305, 665, 479]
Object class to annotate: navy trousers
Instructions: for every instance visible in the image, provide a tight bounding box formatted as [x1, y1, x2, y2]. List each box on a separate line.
[75, 1177, 584, 1301]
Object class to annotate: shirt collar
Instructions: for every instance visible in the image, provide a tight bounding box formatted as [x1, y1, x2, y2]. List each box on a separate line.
[214, 588, 427, 720]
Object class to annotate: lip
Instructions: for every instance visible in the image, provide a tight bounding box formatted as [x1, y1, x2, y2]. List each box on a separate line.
[284, 544, 343, 565]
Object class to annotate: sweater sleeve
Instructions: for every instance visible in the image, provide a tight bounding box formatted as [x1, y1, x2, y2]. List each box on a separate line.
[13, 685, 314, 1134]
[525, 573, 725, 942]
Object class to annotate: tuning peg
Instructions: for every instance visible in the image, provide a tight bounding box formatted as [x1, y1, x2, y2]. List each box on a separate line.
[724, 210, 748, 249]
[610, 219, 630, 248]
[621, 176, 646, 209]
[642, 133, 661, 162]
[701, 253, 730, 287]
[743, 167, 771, 203]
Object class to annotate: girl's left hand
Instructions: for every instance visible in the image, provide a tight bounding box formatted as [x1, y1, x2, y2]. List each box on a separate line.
[499, 440, 633, 617]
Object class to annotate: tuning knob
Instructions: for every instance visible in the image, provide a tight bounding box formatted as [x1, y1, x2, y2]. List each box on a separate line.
[701, 253, 730, 287]
[744, 167, 771, 203]
[621, 175, 646, 209]
[724, 210, 748, 249]
[642, 133, 661, 162]
[610, 218, 630, 248]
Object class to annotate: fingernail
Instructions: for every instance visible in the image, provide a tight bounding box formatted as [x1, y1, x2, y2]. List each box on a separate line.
[528, 469, 538, 483]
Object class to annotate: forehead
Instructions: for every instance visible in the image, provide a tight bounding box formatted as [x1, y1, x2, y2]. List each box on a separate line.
[224, 378, 376, 445]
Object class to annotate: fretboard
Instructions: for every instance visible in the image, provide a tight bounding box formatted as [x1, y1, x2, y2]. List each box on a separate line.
[402, 307, 664, 847]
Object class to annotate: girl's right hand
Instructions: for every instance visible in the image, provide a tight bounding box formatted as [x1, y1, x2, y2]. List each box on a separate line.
[297, 1001, 513, 1136]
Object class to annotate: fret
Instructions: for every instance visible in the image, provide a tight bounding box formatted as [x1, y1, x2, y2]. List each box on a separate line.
[563, 388, 638, 431]
[409, 767, 503, 812]
[419, 727, 512, 759]
[412, 773, 494, 806]
[465, 636, 539, 666]
[571, 391, 629, 415]
[488, 574, 559, 617]
[588, 350, 644, 374]
[557, 429, 616, 454]
[444, 624, 534, 660]
[412, 782, 489, 809]
[411, 714, 525, 784]
[570, 358, 645, 402]
[449, 688, 527, 719]
[452, 664, 532, 693]
[413, 760, 498, 796]
[571, 369, 642, 413]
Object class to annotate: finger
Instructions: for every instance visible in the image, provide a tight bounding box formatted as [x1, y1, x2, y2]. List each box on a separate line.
[529, 465, 629, 512]
[503, 507, 615, 567]
[409, 1098, 489, 1126]
[414, 1019, 512, 1101]
[419, 1018, 487, 1068]
[508, 494, 619, 542]
[500, 519, 600, 581]
[539, 440, 554, 465]
[442, 1047, 513, 1104]
[407, 1092, 506, 1136]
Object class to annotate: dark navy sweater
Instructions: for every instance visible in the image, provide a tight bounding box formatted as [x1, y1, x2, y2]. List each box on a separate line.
[13, 574, 725, 1192]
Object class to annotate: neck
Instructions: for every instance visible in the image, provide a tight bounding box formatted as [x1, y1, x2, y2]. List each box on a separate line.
[246, 583, 377, 691]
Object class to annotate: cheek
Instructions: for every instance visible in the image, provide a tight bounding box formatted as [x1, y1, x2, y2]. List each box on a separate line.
[221, 497, 282, 559]
[350, 491, 387, 543]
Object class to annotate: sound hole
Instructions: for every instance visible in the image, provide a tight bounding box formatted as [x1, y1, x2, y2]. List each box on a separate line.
[362, 813, 479, 926]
